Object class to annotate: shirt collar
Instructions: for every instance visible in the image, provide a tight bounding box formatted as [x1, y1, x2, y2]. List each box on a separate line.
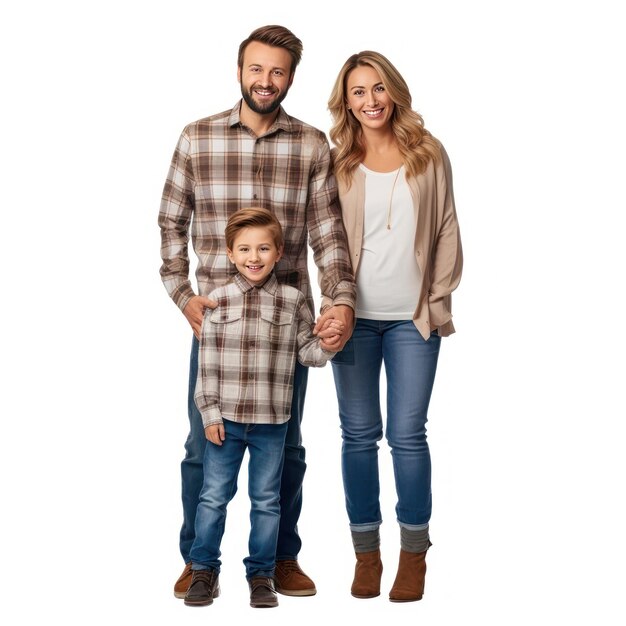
[228, 100, 292, 136]
[233, 271, 279, 295]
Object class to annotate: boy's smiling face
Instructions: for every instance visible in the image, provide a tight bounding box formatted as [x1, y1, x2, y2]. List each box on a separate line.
[227, 226, 283, 285]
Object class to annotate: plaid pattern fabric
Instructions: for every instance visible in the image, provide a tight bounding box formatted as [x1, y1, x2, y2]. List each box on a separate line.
[195, 273, 333, 427]
[159, 102, 356, 315]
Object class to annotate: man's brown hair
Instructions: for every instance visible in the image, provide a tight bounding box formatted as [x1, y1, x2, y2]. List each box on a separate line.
[237, 25, 303, 75]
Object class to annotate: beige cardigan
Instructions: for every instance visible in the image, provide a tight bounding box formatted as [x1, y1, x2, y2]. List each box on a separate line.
[322, 145, 462, 340]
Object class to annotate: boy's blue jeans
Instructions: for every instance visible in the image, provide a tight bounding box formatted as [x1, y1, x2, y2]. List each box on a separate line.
[179, 336, 308, 564]
[189, 419, 288, 578]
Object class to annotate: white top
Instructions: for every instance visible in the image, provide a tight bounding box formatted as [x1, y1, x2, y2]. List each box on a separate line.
[355, 164, 422, 320]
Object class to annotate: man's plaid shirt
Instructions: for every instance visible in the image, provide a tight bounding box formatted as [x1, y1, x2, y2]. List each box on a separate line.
[159, 102, 356, 316]
[195, 273, 333, 427]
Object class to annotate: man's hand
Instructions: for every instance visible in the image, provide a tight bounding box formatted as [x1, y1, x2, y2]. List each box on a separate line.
[183, 295, 218, 339]
[205, 424, 225, 446]
[314, 304, 354, 351]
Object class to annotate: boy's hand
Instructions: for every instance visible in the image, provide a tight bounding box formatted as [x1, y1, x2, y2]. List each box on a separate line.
[205, 424, 225, 446]
[183, 296, 218, 339]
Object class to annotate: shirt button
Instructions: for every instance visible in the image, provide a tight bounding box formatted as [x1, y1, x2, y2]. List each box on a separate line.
[253, 194, 258, 199]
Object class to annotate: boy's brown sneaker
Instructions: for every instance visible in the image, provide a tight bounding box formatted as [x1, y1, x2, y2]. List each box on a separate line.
[274, 560, 317, 596]
[183, 569, 220, 607]
[173, 562, 192, 599]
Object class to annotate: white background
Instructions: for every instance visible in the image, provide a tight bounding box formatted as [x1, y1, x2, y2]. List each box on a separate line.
[2, 0, 625, 624]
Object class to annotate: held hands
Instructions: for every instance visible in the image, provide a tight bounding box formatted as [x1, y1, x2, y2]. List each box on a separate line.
[314, 304, 354, 352]
[183, 295, 218, 339]
[315, 318, 346, 351]
[205, 424, 225, 446]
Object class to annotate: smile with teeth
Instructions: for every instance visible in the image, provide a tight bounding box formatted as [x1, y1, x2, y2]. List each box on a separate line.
[364, 108, 384, 117]
[246, 265, 264, 271]
[254, 87, 276, 97]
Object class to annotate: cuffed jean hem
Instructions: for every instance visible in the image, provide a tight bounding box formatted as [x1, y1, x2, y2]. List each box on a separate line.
[349, 521, 382, 532]
[398, 521, 429, 531]
[246, 569, 275, 580]
[191, 564, 219, 573]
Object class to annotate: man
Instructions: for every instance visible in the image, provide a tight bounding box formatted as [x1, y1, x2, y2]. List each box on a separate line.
[159, 25, 355, 599]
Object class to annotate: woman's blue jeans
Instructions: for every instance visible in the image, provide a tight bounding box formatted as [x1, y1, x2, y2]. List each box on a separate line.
[331, 319, 441, 530]
[189, 419, 288, 579]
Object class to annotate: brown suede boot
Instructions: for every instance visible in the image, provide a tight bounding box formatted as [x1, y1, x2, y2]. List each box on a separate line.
[389, 549, 427, 602]
[351, 549, 383, 598]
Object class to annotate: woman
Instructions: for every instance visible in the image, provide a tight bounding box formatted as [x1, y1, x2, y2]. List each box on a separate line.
[324, 51, 462, 602]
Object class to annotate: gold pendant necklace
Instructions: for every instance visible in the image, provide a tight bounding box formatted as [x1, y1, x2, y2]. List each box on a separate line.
[386, 167, 402, 230]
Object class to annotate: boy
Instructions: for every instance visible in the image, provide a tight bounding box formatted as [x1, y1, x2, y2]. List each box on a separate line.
[184, 208, 342, 609]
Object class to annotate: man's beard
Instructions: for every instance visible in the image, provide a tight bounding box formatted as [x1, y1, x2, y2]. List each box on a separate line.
[241, 85, 288, 115]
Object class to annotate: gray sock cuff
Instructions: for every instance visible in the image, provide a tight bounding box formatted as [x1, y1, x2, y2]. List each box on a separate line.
[400, 525, 431, 553]
[351, 529, 380, 553]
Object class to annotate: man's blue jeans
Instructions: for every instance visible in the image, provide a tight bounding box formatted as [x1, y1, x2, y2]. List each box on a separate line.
[179, 336, 308, 563]
[331, 319, 441, 530]
[189, 420, 288, 579]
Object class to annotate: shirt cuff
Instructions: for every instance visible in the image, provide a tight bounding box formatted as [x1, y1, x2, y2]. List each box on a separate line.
[200, 405, 223, 428]
[330, 296, 355, 310]
[174, 285, 197, 313]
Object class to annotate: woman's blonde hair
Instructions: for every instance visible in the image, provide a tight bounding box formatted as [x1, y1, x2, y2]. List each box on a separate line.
[328, 51, 441, 187]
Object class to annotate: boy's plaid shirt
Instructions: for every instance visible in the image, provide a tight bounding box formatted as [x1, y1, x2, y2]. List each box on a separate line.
[195, 273, 333, 427]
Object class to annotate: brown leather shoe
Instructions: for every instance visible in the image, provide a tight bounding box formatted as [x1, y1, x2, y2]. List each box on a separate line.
[249, 576, 278, 608]
[351, 549, 383, 598]
[173, 562, 192, 599]
[389, 549, 427, 602]
[183, 569, 220, 607]
[274, 560, 317, 596]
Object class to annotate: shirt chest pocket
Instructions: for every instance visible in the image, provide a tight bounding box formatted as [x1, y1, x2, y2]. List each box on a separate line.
[259, 307, 295, 346]
[208, 307, 243, 338]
